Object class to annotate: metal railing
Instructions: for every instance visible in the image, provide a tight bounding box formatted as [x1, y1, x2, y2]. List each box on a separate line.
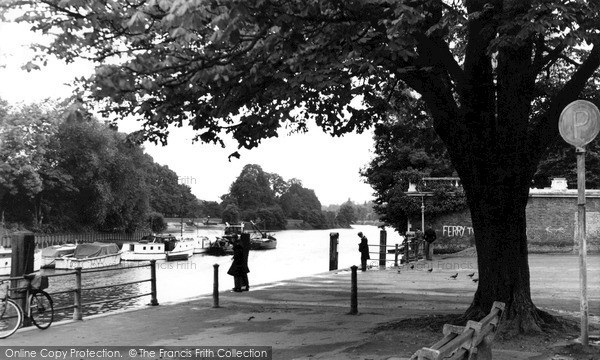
[6, 260, 158, 324]
[0, 231, 152, 248]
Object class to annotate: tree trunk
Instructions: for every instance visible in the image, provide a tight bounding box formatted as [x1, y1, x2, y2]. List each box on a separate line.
[458, 177, 554, 335]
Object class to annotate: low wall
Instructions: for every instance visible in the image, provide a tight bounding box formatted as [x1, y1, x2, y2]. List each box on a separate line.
[409, 188, 600, 253]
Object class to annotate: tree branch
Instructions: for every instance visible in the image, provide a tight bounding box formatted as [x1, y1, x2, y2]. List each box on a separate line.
[528, 44, 600, 167]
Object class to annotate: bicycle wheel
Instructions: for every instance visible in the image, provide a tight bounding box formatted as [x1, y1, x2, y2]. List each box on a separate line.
[29, 290, 53, 330]
[0, 299, 22, 338]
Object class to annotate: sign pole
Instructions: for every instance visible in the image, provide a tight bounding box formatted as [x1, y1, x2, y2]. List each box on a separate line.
[576, 147, 588, 346]
[559, 99, 599, 346]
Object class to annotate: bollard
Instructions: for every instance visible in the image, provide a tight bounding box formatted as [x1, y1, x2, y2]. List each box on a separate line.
[329, 233, 339, 271]
[394, 244, 399, 267]
[379, 229, 387, 268]
[73, 267, 83, 320]
[150, 260, 159, 306]
[350, 265, 358, 315]
[213, 264, 220, 308]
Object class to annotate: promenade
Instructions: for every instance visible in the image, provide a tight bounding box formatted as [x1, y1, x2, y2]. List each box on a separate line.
[2, 254, 599, 359]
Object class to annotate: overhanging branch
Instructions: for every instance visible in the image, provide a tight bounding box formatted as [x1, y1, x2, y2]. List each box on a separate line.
[527, 44, 600, 168]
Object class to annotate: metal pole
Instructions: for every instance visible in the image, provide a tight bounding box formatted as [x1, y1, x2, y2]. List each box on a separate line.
[576, 147, 588, 346]
[350, 265, 358, 315]
[73, 267, 83, 320]
[213, 264, 220, 308]
[394, 244, 399, 267]
[150, 260, 159, 306]
[421, 195, 425, 233]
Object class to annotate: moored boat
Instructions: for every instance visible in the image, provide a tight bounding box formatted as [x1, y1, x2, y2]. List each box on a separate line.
[249, 234, 277, 250]
[0, 247, 42, 276]
[160, 235, 194, 261]
[54, 242, 121, 270]
[248, 221, 277, 250]
[205, 237, 233, 256]
[41, 243, 77, 268]
[190, 236, 211, 254]
[121, 240, 166, 261]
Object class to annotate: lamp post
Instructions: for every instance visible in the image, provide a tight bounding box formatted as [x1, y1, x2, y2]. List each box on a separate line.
[406, 181, 433, 232]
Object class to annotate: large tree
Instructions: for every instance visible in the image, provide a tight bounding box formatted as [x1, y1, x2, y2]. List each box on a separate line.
[10, 0, 600, 332]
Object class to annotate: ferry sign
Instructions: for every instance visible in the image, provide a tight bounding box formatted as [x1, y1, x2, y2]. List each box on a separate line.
[559, 100, 600, 147]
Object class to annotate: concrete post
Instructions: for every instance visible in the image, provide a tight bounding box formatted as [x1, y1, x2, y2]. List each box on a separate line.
[73, 267, 83, 320]
[379, 230, 387, 268]
[213, 264, 220, 308]
[329, 233, 339, 271]
[11, 231, 34, 327]
[150, 260, 159, 306]
[350, 265, 358, 315]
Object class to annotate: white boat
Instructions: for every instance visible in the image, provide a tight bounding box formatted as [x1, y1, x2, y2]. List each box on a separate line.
[164, 236, 194, 261]
[248, 221, 277, 250]
[0, 247, 42, 276]
[191, 236, 211, 254]
[40, 243, 77, 268]
[54, 242, 121, 270]
[121, 240, 166, 261]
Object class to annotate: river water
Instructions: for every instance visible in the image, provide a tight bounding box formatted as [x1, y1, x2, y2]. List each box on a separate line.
[42, 225, 403, 321]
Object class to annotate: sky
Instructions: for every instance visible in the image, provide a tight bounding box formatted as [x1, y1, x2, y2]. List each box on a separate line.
[0, 21, 376, 206]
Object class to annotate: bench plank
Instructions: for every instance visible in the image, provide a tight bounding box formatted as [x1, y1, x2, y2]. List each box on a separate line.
[407, 301, 505, 360]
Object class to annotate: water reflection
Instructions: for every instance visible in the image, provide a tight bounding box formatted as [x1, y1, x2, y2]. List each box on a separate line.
[42, 225, 398, 321]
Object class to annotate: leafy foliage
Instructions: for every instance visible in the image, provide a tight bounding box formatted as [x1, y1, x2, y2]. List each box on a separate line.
[9, 0, 600, 324]
[0, 101, 202, 232]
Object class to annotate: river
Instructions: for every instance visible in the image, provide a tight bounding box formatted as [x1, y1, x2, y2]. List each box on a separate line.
[41, 225, 404, 321]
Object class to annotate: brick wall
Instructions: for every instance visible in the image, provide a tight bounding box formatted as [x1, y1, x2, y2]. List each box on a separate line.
[409, 187, 600, 253]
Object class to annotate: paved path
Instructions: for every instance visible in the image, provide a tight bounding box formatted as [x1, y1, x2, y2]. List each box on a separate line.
[1, 255, 599, 359]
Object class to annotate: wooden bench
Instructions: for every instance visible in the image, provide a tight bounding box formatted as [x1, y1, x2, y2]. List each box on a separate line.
[408, 301, 506, 360]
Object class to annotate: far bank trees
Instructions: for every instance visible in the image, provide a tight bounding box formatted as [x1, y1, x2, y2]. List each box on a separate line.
[0, 101, 201, 232]
[222, 164, 352, 229]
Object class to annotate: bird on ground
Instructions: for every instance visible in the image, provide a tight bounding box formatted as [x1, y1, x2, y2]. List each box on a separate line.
[427, 268, 433, 272]
[467, 272, 475, 277]
[410, 264, 415, 269]
[450, 273, 458, 279]
[472, 278, 479, 283]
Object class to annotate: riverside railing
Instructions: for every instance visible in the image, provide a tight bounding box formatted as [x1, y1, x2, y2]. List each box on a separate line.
[0, 231, 152, 248]
[368, 241, 424, 268]
[7, 261, 158, 325]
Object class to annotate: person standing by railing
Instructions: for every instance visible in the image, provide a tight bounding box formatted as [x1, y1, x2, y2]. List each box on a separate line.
[423, 225, 437, 261]
[358, 232, 370, 272]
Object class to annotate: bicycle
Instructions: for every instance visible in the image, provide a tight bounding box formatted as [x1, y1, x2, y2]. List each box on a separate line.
[0, 273, 54, 338]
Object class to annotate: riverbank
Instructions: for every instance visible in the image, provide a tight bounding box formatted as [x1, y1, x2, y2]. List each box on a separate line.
[2, 254, 599, 359]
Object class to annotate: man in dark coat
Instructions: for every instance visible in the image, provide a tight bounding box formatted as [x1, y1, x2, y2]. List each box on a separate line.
[227, 237, 249, 292]
[423, 225, 437, 261]
[358, 232, 370, 271]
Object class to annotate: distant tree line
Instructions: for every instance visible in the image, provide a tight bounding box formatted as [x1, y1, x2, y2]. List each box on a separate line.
[218, 164, 377, 230]
[0, 100, 201, 233]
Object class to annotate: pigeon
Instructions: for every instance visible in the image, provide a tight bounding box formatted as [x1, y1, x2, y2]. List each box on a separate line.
[450, 273, 458, 279]
[427, 268, 433, 272]
[410, 264, 415, 269]
[472, 278, 479, 283]
[467, 272, 475, 277]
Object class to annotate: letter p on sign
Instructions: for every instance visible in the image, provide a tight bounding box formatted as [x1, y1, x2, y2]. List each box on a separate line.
[559, 100, 600, 147]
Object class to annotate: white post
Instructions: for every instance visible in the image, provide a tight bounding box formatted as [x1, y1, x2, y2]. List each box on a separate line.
[576, 147, 588, 346]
